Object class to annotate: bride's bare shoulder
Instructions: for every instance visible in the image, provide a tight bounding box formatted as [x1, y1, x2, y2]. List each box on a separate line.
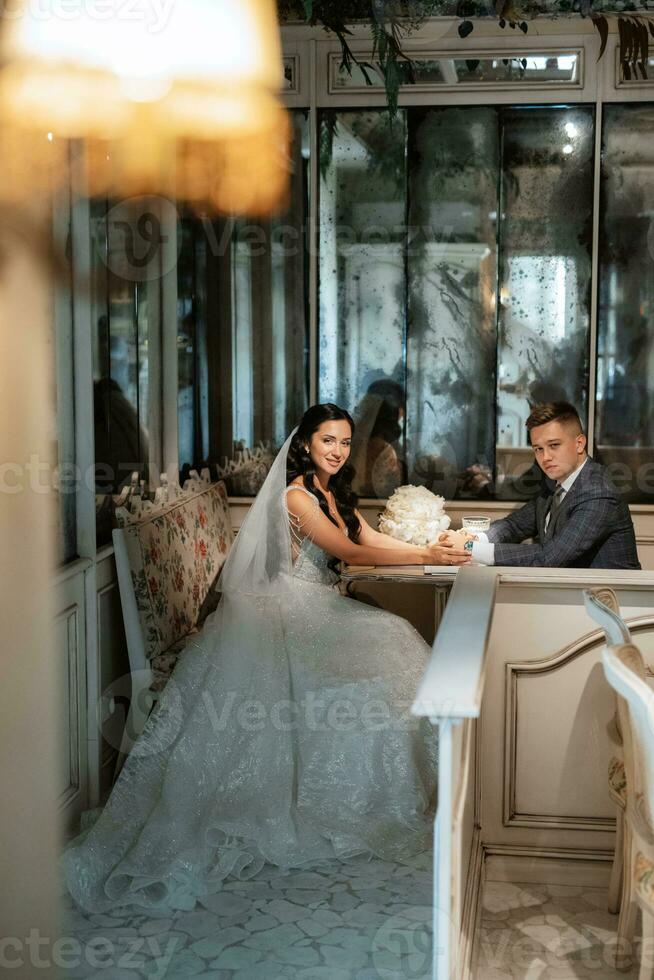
[285, 481, 319, 512]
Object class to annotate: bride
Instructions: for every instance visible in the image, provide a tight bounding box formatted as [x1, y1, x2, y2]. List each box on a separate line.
[62, 403, 470, 913]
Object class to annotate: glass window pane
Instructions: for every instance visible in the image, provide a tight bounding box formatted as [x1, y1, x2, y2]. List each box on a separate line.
[177, 218, 207, 478]
[329, 51, 580, 92]
[454, 53, 580, 85]
[93, 198, 151, 544]
[319, 109, 408, 497]
[596, 103, 654, 503]
[330, 57, 443, 90]
[406, 106, 500, 500]
[231, 229, 255, 450]
[616, 56, 654, 86]
[283, 55, 299, 92]
[177, 110, 310, 494]
[53, 185, 77, 564]
[318, 105, 594, 501]
[495, 105, 594, 498]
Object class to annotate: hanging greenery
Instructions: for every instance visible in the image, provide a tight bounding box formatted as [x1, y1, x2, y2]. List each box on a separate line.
[277, 1, 654, 111]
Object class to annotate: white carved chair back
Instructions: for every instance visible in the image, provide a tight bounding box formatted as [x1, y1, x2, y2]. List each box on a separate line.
[584, 588, 632, 915]
[584, 588, 631, 646]
[603, 644, 654, 841]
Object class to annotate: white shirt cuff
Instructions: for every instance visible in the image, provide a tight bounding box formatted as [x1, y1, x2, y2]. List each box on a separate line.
[475, 531, 489, 543]
[472, 539, 495, 565]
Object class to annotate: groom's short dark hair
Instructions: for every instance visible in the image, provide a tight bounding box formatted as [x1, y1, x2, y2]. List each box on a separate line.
[526, 402, 583, 437]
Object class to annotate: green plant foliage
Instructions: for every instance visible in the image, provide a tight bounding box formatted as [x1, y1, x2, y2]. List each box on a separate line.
[277, 0, 654, 109]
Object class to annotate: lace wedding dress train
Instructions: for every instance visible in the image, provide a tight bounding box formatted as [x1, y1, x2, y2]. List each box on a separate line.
[62, 489, 437, 914]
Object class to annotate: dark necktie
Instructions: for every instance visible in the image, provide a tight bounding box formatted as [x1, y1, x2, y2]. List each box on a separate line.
[545, 484, 565, 533]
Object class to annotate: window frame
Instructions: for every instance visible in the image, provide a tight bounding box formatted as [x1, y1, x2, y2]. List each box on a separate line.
[275, 18, 654, 510]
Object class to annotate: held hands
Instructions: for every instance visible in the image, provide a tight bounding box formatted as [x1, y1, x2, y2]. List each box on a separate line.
[438, 529, 477, 546]
[427, 530, 471, 566]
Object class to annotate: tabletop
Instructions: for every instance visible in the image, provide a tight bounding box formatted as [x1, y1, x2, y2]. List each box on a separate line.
[341, 564, 460, 584]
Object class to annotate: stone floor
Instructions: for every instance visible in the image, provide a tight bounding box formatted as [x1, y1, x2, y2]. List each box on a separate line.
[59, 860, 645, 979]
[477, 879, 641, 979]
[58, 852, 435, 979]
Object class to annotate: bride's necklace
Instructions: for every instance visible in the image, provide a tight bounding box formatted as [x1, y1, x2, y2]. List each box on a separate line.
[321, 484, 339, 519]
[326, 492, 338, 517]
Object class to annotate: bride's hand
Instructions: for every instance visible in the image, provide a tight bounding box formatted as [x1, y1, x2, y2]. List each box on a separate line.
[438, 529, 476, 544]
[426, 539, 471, 566]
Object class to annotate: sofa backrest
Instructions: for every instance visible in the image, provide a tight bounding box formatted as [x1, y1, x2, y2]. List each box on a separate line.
[119, 481, 233, 660]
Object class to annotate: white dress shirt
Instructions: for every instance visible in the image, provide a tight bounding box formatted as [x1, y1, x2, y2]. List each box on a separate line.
[471, 457, 588, 566]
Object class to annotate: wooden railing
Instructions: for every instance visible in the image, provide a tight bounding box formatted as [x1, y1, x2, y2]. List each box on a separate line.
[412, 565, 654, 980]
[413, 566, 498, 980]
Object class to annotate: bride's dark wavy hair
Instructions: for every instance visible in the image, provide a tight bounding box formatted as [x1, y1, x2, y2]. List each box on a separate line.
[287, 403, 361, 543]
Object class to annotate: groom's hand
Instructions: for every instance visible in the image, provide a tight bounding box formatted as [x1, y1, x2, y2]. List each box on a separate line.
[438, 530, 476, 545]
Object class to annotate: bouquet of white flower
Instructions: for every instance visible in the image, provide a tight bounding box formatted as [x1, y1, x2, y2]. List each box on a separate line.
[379, 485, 451, 546]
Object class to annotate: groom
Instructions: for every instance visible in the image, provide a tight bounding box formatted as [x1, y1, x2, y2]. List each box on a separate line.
[449, 402, 640, 569]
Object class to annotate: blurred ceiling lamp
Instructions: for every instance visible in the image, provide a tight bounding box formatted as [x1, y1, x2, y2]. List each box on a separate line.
[0, 0, 289, 216]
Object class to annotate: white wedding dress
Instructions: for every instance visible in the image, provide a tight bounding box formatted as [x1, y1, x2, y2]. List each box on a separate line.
[62, 444, 437, 914]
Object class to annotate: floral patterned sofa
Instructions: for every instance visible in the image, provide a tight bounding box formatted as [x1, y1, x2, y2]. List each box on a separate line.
[112, 479, 233, 761]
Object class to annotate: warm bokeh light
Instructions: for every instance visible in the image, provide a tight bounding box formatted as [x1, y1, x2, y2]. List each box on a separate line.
[0, 0, 290, 216]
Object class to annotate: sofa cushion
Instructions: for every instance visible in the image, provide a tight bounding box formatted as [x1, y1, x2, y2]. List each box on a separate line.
[149, 634, 197, 692]
[123, 482, 233, 660]
[635, 851, 654, 910]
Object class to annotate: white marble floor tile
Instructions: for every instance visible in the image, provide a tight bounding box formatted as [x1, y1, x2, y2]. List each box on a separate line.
[476, 879, 641, 979]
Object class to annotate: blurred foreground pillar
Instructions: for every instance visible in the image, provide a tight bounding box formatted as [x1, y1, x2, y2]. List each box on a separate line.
[0, 236, 59, 978]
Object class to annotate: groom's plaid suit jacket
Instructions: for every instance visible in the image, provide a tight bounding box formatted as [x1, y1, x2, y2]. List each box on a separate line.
[487, 458, 641, 569]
